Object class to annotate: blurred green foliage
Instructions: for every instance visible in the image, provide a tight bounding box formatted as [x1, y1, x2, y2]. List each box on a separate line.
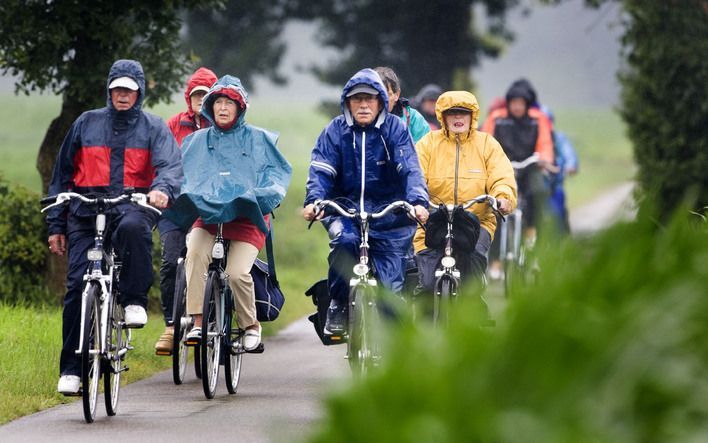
[308, 210, 708, 443]
[0, 180, 51, 305]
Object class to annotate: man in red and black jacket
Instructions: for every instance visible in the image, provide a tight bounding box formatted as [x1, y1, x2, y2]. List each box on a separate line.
[47, 59, 182, 395]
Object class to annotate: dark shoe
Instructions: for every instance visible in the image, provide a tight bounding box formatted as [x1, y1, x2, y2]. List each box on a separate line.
[324, 300, 346, 335]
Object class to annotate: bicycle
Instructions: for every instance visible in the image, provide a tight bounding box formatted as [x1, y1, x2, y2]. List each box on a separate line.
[426, 194, 503, 327]
[41, 191, 160, 423]
[309, 199, 418, 376]
[498, 154, 543, 296]
[188, 223, 264, 399]
[170, 248, 202, 384]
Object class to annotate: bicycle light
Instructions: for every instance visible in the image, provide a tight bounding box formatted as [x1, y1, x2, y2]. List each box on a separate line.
[353, 263, 369, 276]
[441, 256, 456, 268]
[87, 248, 103, 261]
[211, 243, 224, 259]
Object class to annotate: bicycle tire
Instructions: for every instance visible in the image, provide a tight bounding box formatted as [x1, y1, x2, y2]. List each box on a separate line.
[171, 260, 188, 385]
[200, 272, 222, 399]
[194, 346, 202, 379]
[223, 289, 242, 395]
[434, 277, 453, 328]
[348, 285, 377, 376]
[81, 283, 101, 423]
[104, 295, 123, 416]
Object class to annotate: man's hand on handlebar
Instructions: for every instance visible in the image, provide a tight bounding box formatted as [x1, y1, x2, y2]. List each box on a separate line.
[303, 203, 323, 222]
[414, 204, 429, 224]
[147, 189, 170, 209]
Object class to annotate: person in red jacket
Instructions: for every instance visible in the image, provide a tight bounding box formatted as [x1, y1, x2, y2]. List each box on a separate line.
[154, 67, 217, 355]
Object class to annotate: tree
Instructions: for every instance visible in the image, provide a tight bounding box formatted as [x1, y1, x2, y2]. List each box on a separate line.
[184, 1, 289, 89]
[617, 0, 708, 216]
[0, 0, 218, 293]
[0, 0, 219, 194]
[292, 0, 519, 96]
[547, 0, 708, 216]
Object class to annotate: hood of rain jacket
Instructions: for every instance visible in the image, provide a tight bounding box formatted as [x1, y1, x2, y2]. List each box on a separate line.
[413, 91, 516, 251]
[184, 67, 218, 117]
[305, 69, 428, 231]
[164, 75, 292, 233]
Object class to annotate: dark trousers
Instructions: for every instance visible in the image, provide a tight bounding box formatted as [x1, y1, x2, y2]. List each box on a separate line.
[60, 209, 157, 376]
[158, 229, 187, 325]
[324, 217, 416, 303]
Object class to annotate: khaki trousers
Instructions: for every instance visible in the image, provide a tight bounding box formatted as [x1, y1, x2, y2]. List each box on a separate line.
[185, 228, 259, 328]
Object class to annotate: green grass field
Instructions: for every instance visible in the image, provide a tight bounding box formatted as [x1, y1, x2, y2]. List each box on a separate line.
[0, 92, 635, 424]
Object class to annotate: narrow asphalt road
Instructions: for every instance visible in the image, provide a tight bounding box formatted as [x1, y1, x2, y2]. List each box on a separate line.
[1, 318, 349, 443]
[2, 182, 634, 442]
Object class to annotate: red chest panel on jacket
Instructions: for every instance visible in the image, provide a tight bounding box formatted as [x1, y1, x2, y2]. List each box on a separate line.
[73, 146, 111, 187]
[124, 147, 154, 188]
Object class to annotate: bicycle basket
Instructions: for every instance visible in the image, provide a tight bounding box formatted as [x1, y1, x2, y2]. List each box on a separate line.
[424, 207, 481, 253]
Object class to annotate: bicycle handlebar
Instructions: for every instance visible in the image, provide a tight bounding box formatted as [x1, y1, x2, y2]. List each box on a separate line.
[510, 154, 540, 170]
[40, 192, 162, 215]
[308, 199, 419, 229]
[429, 194, 505, 221]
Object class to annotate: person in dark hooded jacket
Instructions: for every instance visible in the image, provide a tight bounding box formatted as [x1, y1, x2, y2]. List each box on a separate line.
[481, 78, 554, 278]
[154, 67, 217, 355]
[303, 68, 429, 334]
[47, 59, 182, 395]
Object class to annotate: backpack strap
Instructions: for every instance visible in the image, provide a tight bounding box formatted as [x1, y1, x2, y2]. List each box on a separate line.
[265, 217, 280, 286]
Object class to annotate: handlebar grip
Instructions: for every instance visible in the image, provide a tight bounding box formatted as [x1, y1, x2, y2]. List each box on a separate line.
[40, 196, 56, 205]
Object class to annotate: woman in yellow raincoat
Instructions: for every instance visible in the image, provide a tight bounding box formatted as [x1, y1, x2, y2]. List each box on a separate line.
[413, 90, 517, 292]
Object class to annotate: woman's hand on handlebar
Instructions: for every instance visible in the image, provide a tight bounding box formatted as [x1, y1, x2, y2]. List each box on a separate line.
[497, 198, 513, 216]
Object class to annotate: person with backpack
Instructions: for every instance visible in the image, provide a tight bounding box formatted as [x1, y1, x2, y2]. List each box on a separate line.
[414, 90, 516, 292]
[164, 75, 292, 351]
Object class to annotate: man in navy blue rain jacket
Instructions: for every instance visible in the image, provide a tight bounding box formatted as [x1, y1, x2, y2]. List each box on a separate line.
[46, 59, 182, 395]
[303, 68, 429, 334]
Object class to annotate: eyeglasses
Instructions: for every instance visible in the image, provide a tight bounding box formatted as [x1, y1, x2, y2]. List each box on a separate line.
[348, 94, 378, 103]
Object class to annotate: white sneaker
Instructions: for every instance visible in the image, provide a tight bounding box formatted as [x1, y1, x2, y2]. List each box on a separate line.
[57, 375, 80, 395]
[124, 305, 147, 328]
[243, 325, 262, 351]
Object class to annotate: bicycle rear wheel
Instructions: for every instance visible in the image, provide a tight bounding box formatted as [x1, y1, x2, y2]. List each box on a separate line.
[81, 283, 101, 423]
[200, 273, 222, 399]
[171, 259, 188, 385]
[104, 295, 124, 416]
[224, 289, 242, 395]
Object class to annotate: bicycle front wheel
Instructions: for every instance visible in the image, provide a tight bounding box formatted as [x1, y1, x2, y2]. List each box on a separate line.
[104, 295, 123, 416]
[81, 283, 101, 423]
[200, 272, 222, 399]
[347, 285, 378, 377]
[433, 277, 453, 328]
[224, 290, 242, 395]
[171, 259, 188, 385]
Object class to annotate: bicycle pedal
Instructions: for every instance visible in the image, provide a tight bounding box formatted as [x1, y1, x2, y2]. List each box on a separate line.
[155, 350, 172, 356]
[62, 390, 82, 397]
[184, 338, 200, 347]
[245, 343, 265, 354]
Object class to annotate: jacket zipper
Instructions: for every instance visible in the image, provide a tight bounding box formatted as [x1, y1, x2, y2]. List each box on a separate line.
[360, 131, 366, 211]
[454, 134, 460, 205]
